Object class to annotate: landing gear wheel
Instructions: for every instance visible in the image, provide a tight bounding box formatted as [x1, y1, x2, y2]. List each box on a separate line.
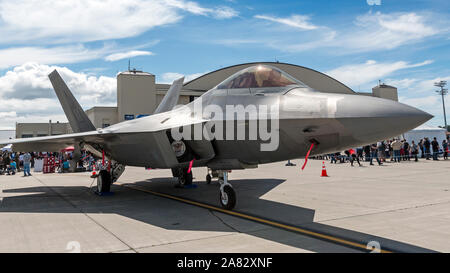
[97, 170, 111, 193]
[177, 168, 193, 186]
[219, 185, 236, 210]
[206, 174, 212, 184]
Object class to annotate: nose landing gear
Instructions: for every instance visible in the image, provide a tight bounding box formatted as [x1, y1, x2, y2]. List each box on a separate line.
[218, 171, 236, 210]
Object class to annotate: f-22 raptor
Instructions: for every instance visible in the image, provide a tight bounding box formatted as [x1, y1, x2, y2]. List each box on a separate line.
[0, 64, 432, 210]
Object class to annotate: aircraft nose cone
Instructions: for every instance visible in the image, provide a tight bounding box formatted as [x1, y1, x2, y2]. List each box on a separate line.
[337, 95, 433, 144]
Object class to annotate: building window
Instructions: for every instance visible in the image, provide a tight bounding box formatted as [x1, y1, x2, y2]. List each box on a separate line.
[37, 134, 48, 137]
[21, 134, 33, 138]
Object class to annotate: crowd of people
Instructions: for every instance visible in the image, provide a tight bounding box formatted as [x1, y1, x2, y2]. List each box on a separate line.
[328, 136, 449, 166]
[0, 151, 97, 176]
[1, 136, 449, 175]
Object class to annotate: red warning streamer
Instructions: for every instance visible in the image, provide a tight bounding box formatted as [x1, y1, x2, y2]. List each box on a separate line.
[187, 158, 195, 173]
[301, 143, 315, 171]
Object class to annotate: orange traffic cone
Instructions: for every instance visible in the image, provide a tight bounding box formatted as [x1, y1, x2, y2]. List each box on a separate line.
[92, 164, 97, 176]
[321, 161, 329, 177]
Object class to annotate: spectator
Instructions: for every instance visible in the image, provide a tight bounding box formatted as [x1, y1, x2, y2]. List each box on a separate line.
[357, 147, 364, 161]
[370, 143, 382, 166]
[411, 140, 419, 162]
[3, 153, 11, 170]
[8, 159, 16, 175]
[363, 145, 371, 162]
[62, 160, 70, 173]
[431, 137, 439, 161]
[330, 153, 338, 164]
[378, 141, 386, 162]
[348, 148, 361, 167]
[385, 140, 391, 161]
[23, 152, 32, 177]
[403, 141, 410, 161]
[0, 154, 4, 175]
[424, 138, 431, 160]
[443, 139, 448, 160]
[418, 139, 424, 158]
[391, 139, 402, 163]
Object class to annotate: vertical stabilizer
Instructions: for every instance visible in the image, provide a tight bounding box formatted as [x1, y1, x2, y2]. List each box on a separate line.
[154, 77, 185, 114]
[48, 70, 96, 133]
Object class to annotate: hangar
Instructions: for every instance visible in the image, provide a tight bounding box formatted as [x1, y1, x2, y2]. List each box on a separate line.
[14, 62, 398, 138]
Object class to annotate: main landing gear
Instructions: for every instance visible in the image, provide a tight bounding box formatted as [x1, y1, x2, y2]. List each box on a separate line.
[95, 162, 125, 194]
[172, 167, 193, 187]
[218, 171, 236, 210]
[96, 170, 112, 193]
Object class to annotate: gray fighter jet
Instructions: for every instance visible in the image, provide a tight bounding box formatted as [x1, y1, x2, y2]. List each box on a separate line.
[0, 65, 432, 209]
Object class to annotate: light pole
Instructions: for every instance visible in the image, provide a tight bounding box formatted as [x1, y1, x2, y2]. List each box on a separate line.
[434, 80, 448, 129]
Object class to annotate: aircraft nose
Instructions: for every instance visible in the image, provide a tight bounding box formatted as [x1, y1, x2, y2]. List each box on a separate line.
[336, 95, 433, 144]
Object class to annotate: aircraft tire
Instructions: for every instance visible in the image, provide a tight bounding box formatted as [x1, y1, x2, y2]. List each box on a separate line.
[178, 168, 193, 186]
[184, 169, 193, 185]
[219, 185, 236, 210]
[97, 170, 111, 193]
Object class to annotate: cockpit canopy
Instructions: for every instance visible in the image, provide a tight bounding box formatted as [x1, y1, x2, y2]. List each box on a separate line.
[216, 65, 306, 90]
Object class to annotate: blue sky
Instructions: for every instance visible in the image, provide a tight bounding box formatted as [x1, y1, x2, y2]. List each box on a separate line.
[0, 0, 449, 129]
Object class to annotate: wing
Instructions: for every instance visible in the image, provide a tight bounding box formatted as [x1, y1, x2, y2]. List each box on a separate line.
[0, 131, 106, 152]
[2, 71, 215, 168]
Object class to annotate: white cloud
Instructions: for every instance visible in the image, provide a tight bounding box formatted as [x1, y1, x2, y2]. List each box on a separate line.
[0, 45, 111, 69]
[214, 6, 239, 19]
[165, 0, 238, 19]
[219, 11, 443, 53]
[386, 76, 450, 126]
[160, 72, 206, 83]
[343, 12, 438, 51]
[399, 95, 448, 126]
[0, 0, 237, 43]
[0, 63, 117, 128]
[326, 59, 433, 87]
[386, 76, 450, 95]
[105, 50, 154, 62]
[383, 78, 419, 90]
[254, 14, 318, 30]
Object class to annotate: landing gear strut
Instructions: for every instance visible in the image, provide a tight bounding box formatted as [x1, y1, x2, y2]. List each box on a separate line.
[218, 171, 236, 210]
[97, 170, 112, 193]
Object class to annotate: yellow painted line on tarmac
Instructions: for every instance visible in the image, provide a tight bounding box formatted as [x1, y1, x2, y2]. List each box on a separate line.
[117, 182, 392, 253]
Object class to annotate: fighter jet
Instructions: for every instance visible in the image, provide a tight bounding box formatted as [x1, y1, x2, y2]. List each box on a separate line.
[0, 64, 432, 210]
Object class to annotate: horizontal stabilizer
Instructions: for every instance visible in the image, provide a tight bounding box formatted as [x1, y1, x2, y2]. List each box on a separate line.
[154, 77, 184, 114]
[48, 70, 96, 133]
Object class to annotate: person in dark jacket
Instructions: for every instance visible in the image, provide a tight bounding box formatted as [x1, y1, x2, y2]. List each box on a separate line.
[370, 143, 382, 166]
[424, 138, 431, 160]
[403, 141, 410, 161]
[431, 137, 439, 160]
[443, 139, 448, 160]
[418, 139, 424, 158]
[411, 140, 419, 162]
[364, 145, 371, 162]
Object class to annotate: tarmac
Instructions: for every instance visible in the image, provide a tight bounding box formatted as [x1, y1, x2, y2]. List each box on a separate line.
[0, 158, 449, 253]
